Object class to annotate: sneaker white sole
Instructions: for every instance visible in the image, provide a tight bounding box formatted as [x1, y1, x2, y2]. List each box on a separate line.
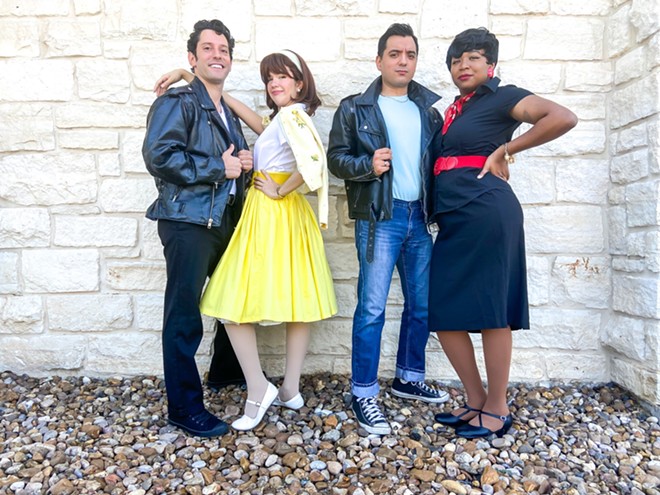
[391, 388, 450, 404]
[357, 420, 392, 435]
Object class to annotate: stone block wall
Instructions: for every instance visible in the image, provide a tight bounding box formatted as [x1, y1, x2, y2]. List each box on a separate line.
[0, 0, 658, 408]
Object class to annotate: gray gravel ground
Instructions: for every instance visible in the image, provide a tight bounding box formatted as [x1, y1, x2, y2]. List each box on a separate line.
[1, 371, 659, 495]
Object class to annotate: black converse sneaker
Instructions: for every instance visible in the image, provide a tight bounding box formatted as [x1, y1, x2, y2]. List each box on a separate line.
[351, 396, 391, 435]
[391, 378, 450, 403]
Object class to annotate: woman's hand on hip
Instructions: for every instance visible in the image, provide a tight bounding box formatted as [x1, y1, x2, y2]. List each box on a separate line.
[479, 145, 509, 181]
[254, 171, 280, 199]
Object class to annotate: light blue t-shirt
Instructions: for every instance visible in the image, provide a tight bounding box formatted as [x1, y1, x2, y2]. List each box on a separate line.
[378, 94, 422, 201]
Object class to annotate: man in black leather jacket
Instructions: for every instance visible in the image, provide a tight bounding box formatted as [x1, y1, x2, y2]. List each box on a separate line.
[327, 24, 448, 435]
[143, 19, 252, 437]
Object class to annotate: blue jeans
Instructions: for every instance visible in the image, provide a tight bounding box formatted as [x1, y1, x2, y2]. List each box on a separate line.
[352, 199, 433, 398]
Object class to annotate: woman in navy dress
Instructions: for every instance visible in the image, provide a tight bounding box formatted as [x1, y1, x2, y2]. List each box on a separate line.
[429, 28, 577, 438]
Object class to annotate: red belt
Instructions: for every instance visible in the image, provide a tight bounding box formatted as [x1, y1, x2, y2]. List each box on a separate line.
[434, 155, 487, 176]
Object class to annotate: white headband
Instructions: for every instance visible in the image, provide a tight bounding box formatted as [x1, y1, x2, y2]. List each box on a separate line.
[278, 49, 303, 73]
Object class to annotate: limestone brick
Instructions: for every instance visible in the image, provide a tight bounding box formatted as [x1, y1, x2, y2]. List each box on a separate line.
[608, 206, 627, 255]
[0, 336, 86, 374]
[295, 0, 372, 16]
[86, 333, 162, 375]
[549, 94, 606, 121]
[526, 256, 550, 306]
[612, 122, 648, 154]
[333, 283, 356, 318]
[76, 60, 130, 103]
[608, 4, 633, 58]
[509, 349, 547, 382]
[345, 39, 379, 61]
[556, 159, 609, 204]
[254, 0, 293, 16]
[3, 0, 70, 16]
[525, 18, 605, 61]
[564, 62, 613, 92]
[489, 0, 549, 15]
[612, 257, 645, 273]
[630, 0, 660, 42]
[613, 274, 660, 318]
[0, 252, 18, 294]
[490, 17, 526, 36]
[497, 36, 522, 61]
[325, 243, 359, 280]
[0, 153, 97, 206]
[625, 180, 660, 227]
[602, 314, 646, 361]
[550, 256, 610, 309]
[610, 357, 658, 405]
[379, 0, 420, 14]
[611, 149, 650, 184]
[609, 185, 626, 205]
[544, 352, 608, 381]
[56, 102, 147, 129]
[177, 0, 252, 42]
[105, 262, 166, 291]
[128, 43, 191, 92]
[103, 39, 132, 59]
[103, 0, 177, 40]
[120, 131, 148, 174]
[0, 60, 74, 102]
[47, 294, 133, 332]
[100, 178, 156, 213]
[344, 18, 414, 40]
[627, 231, 647, 258]
[255, 18, 341, 61]
[23, 249, 99, 293]
[529, 121, 606, 156]
[650, 120, 660, 174]
[58, 130, 119, 150]
[0, 19, 39, 57]
[54, 215, 138, 248]
[307, 320, 352, 354]
[498, 63, 562, 93]
[647, 232, 660, 272]
[0, 104, 55, 152]
[615, 46, 646, 85]
[0, 208, 50, 249]
[610, 72, 660, 129]
[524, 205, 604, 253]
[517, 308, 602, 350]
[421, 0, 488, 39]
[0, 296, 43, 334]
[134, 294, 163, 331]
[257, 325, 286, 354]
[550, 0, 610, 15]
[74, 0, 101, 15]
[649, 31, 660, 70]
[313, 61, 375, 107]
[44, 19, 101, 57]
[508, 159, 555, 205]
[307, 194, 339, 240]
[141, 219, 164, 260]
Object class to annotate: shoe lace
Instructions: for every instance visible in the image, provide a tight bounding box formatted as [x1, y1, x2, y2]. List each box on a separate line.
[358, 397, 387, 424]
[411, 381, 437, 395]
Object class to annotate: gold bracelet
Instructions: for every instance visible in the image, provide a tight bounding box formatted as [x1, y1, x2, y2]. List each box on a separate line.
[504, 142, 515, 164]
[276, 186, 285, 199]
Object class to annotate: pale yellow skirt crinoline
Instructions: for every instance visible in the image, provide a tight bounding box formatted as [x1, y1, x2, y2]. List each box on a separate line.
[200, 172, 337, 324]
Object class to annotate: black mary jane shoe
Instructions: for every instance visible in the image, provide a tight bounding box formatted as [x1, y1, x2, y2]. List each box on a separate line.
[434, 404, 481, 428]
[455, 410, 513, 439]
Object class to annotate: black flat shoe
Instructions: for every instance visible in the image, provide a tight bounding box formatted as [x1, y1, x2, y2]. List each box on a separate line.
[168, 409, 229, 438]
[455, 410, 513, 439]
[435, 404, 481, 427]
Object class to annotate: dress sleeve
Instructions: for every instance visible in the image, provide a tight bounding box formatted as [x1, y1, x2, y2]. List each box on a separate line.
[498, 85, 534, 115]
[277, 106, 329, 229]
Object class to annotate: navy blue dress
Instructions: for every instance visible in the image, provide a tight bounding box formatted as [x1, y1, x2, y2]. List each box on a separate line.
[429, 78, 532, 332]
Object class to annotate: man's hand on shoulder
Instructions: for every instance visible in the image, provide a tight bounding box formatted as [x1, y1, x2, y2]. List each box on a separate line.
[222, 144, 242, 179]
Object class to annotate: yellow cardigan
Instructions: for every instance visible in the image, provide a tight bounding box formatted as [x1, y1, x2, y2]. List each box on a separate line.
[275, 106, 329, 229]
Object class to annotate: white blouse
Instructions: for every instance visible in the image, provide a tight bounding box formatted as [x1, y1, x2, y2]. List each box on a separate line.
[253, 103, 304, 173]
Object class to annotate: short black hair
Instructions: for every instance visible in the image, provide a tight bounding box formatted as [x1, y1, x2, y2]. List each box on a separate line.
[377, 23, 419, 58]
[187, 19, 235, 59]
[445, 27, 498, 70]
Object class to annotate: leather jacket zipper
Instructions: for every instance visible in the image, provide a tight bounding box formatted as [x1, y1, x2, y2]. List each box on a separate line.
[207, 182, 218, 229]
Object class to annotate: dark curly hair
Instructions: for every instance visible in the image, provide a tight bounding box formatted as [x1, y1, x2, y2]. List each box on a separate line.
[445, 27, 498, 70]
[187, 19, 235, 59]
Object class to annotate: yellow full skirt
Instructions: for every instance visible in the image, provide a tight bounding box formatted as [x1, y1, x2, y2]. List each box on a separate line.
[200, 172, 337, 324]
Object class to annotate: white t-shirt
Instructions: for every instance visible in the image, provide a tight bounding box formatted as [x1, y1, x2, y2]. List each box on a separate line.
[253, 103, 307, 173]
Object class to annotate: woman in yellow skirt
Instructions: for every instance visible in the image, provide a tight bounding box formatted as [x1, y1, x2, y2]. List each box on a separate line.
[159, 50, 337, 430]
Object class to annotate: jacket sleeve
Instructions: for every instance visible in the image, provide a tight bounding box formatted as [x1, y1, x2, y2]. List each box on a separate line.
[327, 100, 378, 182]
[142, 94, 227, 186]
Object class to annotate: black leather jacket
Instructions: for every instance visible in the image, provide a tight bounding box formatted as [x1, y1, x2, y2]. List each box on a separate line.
[143, 77, 250, 228]
[327, 77, 442, 225]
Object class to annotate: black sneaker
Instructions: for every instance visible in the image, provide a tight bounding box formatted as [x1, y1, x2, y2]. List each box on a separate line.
[168, 409, 229, 437]
[391, 378, 449, 404]
[351, 396, 391, 435]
